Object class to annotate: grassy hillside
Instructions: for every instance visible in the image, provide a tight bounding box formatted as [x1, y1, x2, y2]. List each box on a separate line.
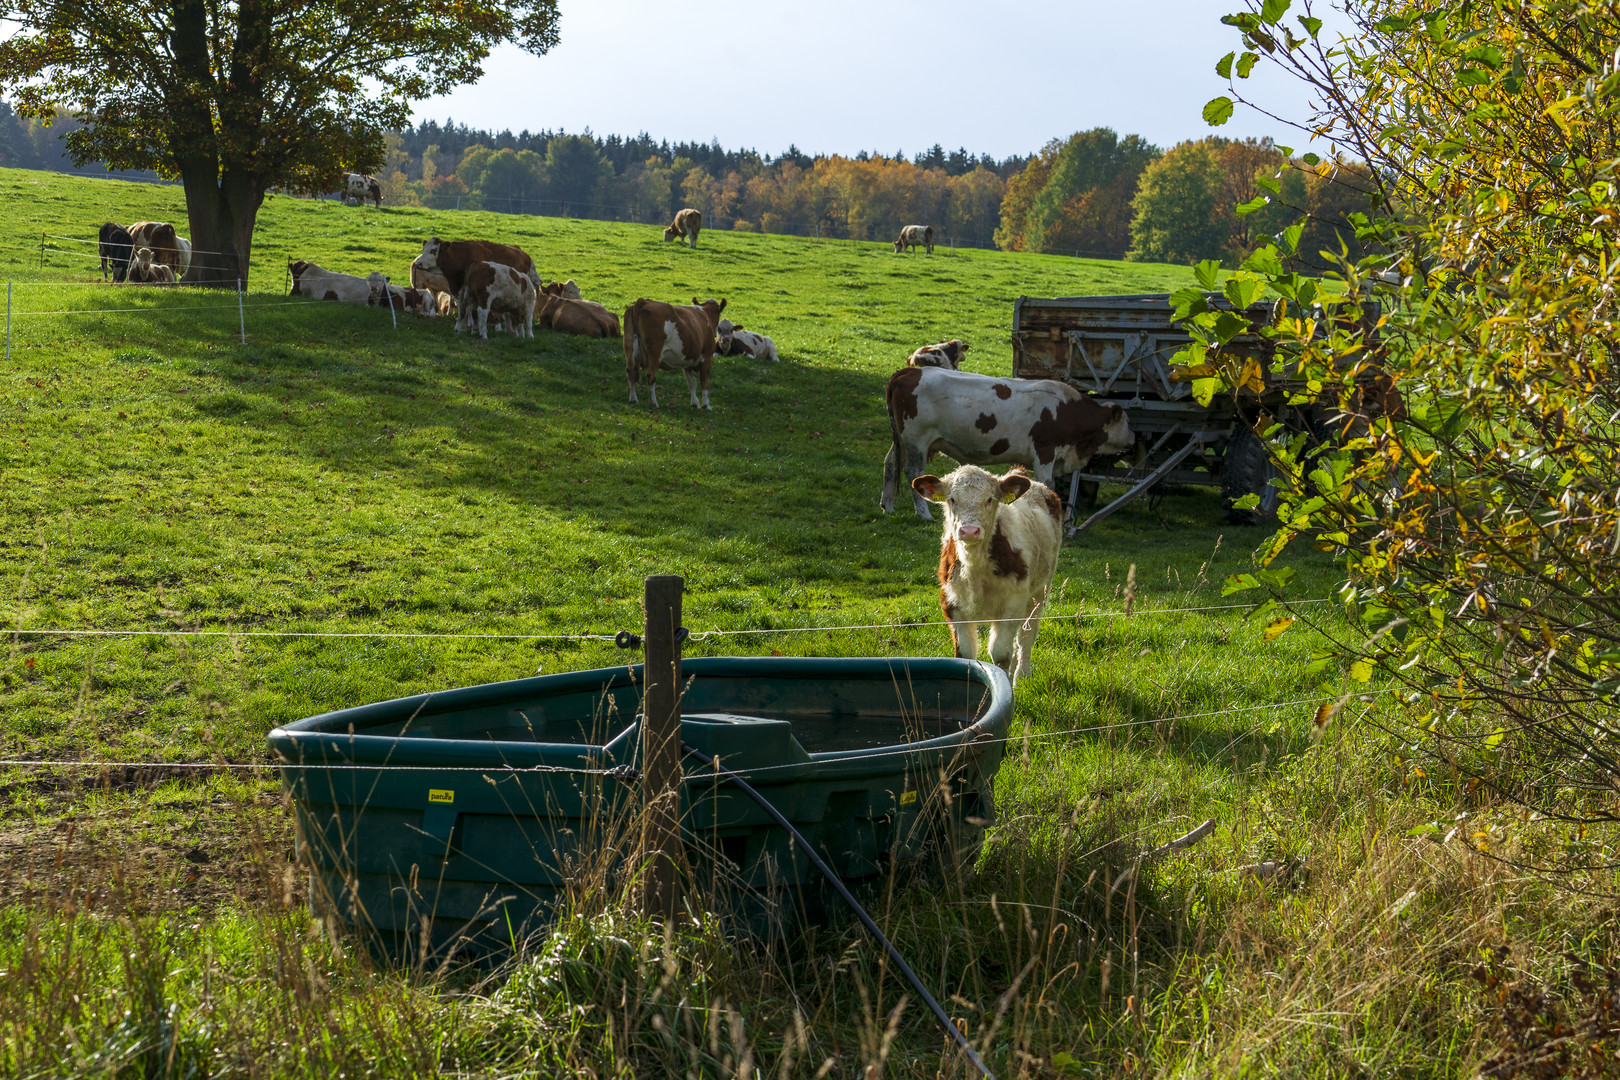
[0, 167, 1604, 1079]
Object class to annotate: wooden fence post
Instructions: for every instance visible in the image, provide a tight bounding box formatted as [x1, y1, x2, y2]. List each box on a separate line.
[640, 574, 684, 919]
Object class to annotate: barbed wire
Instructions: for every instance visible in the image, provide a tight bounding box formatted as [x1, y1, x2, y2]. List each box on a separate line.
[5, 597, 1330, 643]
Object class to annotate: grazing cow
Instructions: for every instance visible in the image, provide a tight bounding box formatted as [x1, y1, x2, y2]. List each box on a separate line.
[125, 247, 176, 285]
[623, 296, 727, 408]
[914, 464, 1061, 682]
[127, 221, 190, 280]
[289, 260, 388, 304]
[908, 339, 968, 370]
[345, 173, 382, 207]
[415, 238, 539, 331]
[537, 292, 621, 338]
[459, 261, 536, 339]
[894, 225, 933, 255]
[98, 222, 134, 282]
[664, 208, 702, 248]
[882, 367, 1134, 520]
[716, 319, 780, 361]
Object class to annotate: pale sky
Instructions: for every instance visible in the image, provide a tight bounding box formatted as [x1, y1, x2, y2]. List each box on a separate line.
[417, 0, 1351, 160]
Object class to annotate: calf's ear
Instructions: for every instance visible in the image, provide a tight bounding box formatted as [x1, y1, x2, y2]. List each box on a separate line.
[912, 475, 947, 502]
[999, 473, 1032, 502]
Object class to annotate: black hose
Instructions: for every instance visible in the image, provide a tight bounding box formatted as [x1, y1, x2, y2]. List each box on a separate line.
[681, 743, 995, 1080]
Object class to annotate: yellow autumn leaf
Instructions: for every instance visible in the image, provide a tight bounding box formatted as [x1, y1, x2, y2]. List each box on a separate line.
[1263, 616, 1295, 641]
[1350, 658, 1375, 682]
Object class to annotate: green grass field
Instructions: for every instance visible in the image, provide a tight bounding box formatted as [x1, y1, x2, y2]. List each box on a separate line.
[0, 166, 1607, 1078]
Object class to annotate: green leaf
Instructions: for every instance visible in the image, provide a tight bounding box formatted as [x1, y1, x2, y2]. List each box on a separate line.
[1236, 51, 1259, 78]
[1223, 573, 1261, 596]
[1216, 51, 1235, 78]
[1192, 377, 1220, 406]
[1457, 68, 1490, 86]
[1231, 493, 1261, 510]
[1301, 151, 1321, 166]
[1298, 15, 1322, 36]
[1255, 173, 1281, 195]
[1204, 96, 1236, 126]
[1260, 0, 1290, 25]
[1280, 222, 1304, 254]
[1170, 286, 1211, 320]
[1213, 309, 1251, 339]
[1194, 259, 1223, 290]
[1243, 246, 1283, 276]
[1374, 13, 1414, 31]
[1223, 277, 1263, 309]
[1463, 44, 1504, 68]
[1236, 194, 1270, 216]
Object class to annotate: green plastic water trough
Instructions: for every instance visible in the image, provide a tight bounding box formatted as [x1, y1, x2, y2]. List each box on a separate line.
[268, 656, 1012, 958]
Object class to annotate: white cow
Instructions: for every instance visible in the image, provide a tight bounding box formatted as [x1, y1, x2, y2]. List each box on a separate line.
[344, 173, 382, 207]
[716, 319, 780, 361]
[894, 225, 933, 254]
[289, 260, 387, 304]
[882, 367, 1134, 520]
[907, 340, 968, 369]
[914, 465, 1061, 682]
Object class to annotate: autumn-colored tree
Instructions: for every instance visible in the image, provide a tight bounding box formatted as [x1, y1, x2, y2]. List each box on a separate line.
[0, 0, 560, 284]
[1188, 0, 1620, 837]
[993, 140, 1060, 251]
[1127, 141, 1229, 263]
[1024, 129, 1160, 255]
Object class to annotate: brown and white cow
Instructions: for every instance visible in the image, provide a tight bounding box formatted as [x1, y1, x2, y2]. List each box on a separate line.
[716, 319, 780, 362]
[664, 208, 702, 248]
[623, 296, 727, 408]
[125, 247, 176, 285]
[894, 224, 933, 254]
[345, 173, 382, 207]
[459, 261, 535, 339]
[914, 464, 1061, 682]
[289, 260, 387, 304]
[882, 367, 1134, 520]
[415, 238, 540, 331]
[376, 283, 438, 317]
[537, 288, 620, 338]
[907, 340, 968, 369]
[127, 221, 191, 279]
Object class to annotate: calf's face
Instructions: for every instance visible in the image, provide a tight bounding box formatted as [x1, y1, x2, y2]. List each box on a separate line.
[913, 466, 1031, 545]
[1099, 405, 1133, 456]
[419, 238, 443, 272]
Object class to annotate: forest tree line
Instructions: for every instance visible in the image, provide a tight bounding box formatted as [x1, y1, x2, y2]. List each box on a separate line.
[2, 105, 1374, 268]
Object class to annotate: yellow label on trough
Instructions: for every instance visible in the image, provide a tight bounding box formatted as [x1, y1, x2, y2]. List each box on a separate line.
[899, 790, 918, 805]
[428, 789, 455, 804]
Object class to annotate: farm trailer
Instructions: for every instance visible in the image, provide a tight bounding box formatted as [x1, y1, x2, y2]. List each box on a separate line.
[1011, 292, 1378, 532]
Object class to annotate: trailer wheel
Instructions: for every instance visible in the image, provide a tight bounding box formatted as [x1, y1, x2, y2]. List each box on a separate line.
[1222, 426, 1280, 525]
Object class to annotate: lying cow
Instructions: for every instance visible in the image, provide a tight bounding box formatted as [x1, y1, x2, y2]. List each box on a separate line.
[125, 247, 176, 284]
[664, 208, 702, 249]
[289, 260, 387, 304]
[716, 319, 780, 361]
[894, 224, 933, 255]
[537, 287, 620, 338]
[98, 222, 134, 282]
[908, 340, 968, 369]
[376, 284, 438, 317]
[460, 261, 535, 339]
[624, 296, 727, 408]
[415, 238, 539, 332]
[128, 221, 191, 280]
[882, 367, 1134, 520]
[345, 173, 382, 207]
[914, 464, 1061, 683]
[545, 278, 582, 300]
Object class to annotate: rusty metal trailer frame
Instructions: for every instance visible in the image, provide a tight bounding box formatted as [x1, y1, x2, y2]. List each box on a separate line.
[1012, 293, 1306, 533]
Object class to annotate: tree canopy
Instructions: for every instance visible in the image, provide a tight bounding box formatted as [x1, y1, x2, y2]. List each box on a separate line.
[0, 0, 561, 282]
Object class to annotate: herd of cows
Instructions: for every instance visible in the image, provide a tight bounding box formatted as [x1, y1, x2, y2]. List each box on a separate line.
[86, 207, 1139, 682]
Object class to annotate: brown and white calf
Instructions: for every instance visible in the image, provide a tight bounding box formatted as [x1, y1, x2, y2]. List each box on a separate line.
[664, 208, 702, 248]
[415, 238, 539, 331]
[410, 254, 454, 299]
[376, 283, 438, 317]
[882, 367, 1134, 520]
[459, 261, 536, 339]
[125, 247, 176, 285]
[894, 224, 933, 254]
[915, 465, 1061, 682]
[289, 260, 387, 304]
[716, 319, 780, 361]
[623, 296, 727, 408]
[907, 339, 968, 369]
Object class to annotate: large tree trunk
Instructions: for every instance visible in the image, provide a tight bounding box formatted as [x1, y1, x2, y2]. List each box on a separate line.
[180, 170, 266, 287]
